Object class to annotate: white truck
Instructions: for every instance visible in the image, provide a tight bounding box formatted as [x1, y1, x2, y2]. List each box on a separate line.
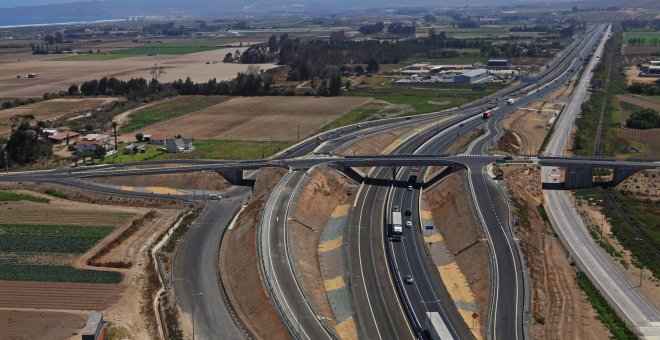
[426, 312, 454, 340]
[506, 98, 516, 105]
[390, 211, 403, 241]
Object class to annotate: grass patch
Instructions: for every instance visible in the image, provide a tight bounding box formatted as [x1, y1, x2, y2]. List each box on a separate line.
[119, 96, 227, 134]
[619, 100, 644, 112]
[624, 31, 660, 46]
[0, 263, 122, 283]
[351, 84, 503, 115]
[325, 103, 386, 130]
[54, 42, 225, 61]
[44, 188, 69, 199]
[579, 187, 660, 279]
[0, 190, 49, 203]
[576, 272, 638, 339]
[0, 224, 115, 253]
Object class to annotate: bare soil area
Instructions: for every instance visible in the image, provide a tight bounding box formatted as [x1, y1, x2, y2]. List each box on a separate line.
[617, 128, 660, 158]
[500, 108, 552, 155]
[0, 49, 276, 97]
[424, 170, 490, 333]
[135, 96, 368, 141]
[0, 97, 117, 137]
[617, 94, 660, 112]
[0, 281, 120, 310]
[220, 167, 289, 339]
[0, 310, 87, 340]
[617, 170, 660, 201]
[502, 164, 610, 339]
[93, 172, 228, 191]
[289, 168, 357, 330]
[340, 126, 415, 155]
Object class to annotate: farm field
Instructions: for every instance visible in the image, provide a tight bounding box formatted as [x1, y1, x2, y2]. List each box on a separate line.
[0, 48, 276, 97]
[617, 128, 660, 159]
[624, 31, 660, 46]
[135, 96, 368, 141]
[0, 193, 136, 283]
[0, 97, 117, 137]
[55, 41, 230, 61]
[0, 310, 87, 340]
[442, 28, 509, 38]
[119, 95, 228, 133]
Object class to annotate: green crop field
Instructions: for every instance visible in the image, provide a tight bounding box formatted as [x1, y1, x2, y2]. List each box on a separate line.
[625, 32, 660, 46]
[119, 96, 227, 134]
[0, 222, 120, 283]
[325, 103, 387, 130]
[54, 41, 226, 61]
[0, 190, 49, 203]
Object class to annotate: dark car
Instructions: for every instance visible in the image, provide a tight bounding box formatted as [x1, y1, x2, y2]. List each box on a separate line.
[405, 209, 411, 216]
[393, 205, 400, 212]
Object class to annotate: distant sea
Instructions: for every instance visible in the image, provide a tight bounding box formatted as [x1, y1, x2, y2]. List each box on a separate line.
[0, 17, 125, 29]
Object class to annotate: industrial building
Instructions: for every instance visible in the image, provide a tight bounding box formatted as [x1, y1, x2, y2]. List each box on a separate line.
[454, 68, 489, 84]
[488, 59, 509, 68]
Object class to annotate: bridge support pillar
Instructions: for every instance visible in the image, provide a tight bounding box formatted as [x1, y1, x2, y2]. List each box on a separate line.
[564, 165, 594, 189]
[217, 169, 244, 185]
[612, 167, 641, 186]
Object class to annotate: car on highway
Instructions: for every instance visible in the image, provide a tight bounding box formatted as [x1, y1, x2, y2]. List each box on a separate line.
[407, 185, 413, 191]
[208, 194, 222, 200]
[459, 123, 464, 127]
[404, 274, 415, 284]
[393, 205, 400, 212]
[405, 209, 411, 216]
[405, 221, 413, 228]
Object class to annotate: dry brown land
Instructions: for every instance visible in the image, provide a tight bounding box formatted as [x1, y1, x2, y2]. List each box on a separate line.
[617, 94, 660, 112]
[289, 168, 358, 331]
[0, 97, 117, 137]
[500, 108, 551, 155]
[93, 172, 229, 192]
[617, 170, 660, 201]
[0, 310, 87, 340]
[220, 167, 289, 340]
[424, 171, 490, 331]
[502, 165, 610, 339]
[622, 45, 660, 56]
[0, 281, 121, 310]
[0, 49, 276, 98]
[136, 96, 368, 141]
[340, 126, 416, 155]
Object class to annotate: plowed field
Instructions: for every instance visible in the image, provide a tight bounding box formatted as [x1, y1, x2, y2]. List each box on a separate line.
[0, 281, 120, 310]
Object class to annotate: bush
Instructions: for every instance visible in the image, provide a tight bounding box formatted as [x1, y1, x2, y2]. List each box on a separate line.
[626, 108, 660, 129]
[44, 188, 69, 199]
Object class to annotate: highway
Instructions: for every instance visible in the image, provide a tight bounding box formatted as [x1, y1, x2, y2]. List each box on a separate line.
[542, 24, 660, 338]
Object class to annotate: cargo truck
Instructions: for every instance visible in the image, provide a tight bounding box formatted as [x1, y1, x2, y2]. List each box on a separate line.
[482, 110, 494, 119]
[506, 98, 515, 105]
[426, 312, 454, 340]
[390, 211, 403, 241]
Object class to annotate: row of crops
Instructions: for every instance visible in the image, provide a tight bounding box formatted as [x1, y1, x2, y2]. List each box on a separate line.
[0, 223, 121, 283]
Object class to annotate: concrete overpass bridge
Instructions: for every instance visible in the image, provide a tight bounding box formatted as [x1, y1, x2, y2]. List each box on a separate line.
[14, 154, 654, 190]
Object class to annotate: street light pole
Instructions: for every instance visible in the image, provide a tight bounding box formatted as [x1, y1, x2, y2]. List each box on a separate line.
[634, 238, 644, 287]
[192, 292, 203, 340]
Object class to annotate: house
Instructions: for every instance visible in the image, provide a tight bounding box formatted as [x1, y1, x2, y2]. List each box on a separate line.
[48, 131, 80, 144]
[145, 134, 171, 145]
[453, 69, 489, 84]
[43, 129, 61, 136]
[166, 138, 195, 153]
[76, 140, 114, 154]
[82, 134, 109, 142]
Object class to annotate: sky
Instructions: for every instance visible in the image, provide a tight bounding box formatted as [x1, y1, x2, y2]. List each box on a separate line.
[0, 0, 93, 7]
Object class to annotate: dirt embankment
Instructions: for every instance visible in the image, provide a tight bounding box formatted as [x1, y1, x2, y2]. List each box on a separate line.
[498, 108, 552, 155]
[502, 164, 610, 339]
[220, 167, 289, 340]
[617, 170, 660, 202]
[93, 172, 229, 191]
[289, 168, 357, 330]
[424, 170, 490, 329]
[340, 126, 414, 155]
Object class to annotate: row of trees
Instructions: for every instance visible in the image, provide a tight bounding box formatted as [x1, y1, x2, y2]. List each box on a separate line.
[1, 115, 53, 167]
[626, 109, 660, 130]
[627, 80, 660, 96]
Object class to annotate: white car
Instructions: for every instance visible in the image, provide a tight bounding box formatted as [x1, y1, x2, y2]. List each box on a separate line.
[208, 194, 222, 200]
[405, 221, 413, 228]
[407, 185, 413, 191]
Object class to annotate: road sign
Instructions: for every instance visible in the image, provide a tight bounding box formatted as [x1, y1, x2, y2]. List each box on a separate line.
[425, 225, 433, 230]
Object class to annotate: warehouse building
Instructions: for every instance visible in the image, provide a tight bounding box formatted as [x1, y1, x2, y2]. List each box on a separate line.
[488, 59, 509, 69]
[454, 68, 489, 84]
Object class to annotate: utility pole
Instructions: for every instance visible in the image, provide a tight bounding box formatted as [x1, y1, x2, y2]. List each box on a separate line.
[2, 151, 7, 174]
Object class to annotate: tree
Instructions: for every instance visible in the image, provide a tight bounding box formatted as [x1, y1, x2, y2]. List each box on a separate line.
[268, 35, 279, 53]
[5, 116, 53, 165]
[94, 145, 107, 159]
[67, 84, 79, 96]
[366, 59, 380, 73]
[223, 52, 234, 63]
[135, 133, 144, 142]
[329, 72, 342, 96]
[111, 121, 118, 152]
[626, 108, 660, 129]
[150, 63, 166, 81]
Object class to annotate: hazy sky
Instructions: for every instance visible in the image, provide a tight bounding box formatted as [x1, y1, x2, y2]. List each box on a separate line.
[1, 0, 99, 8]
